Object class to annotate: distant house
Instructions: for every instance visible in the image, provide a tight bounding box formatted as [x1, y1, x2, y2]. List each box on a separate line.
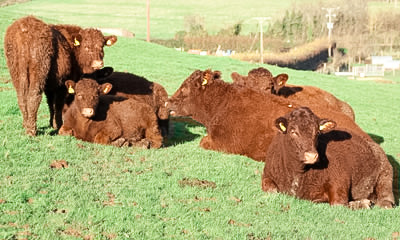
[371, 56, 400, 70]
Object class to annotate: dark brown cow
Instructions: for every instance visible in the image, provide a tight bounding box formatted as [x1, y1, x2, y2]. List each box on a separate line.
[231, 67, 355, 120]
[4, 16, 117, 136]
[82, 67, 170, 137]
[167, 69, 374, 161]
[59, 78, 162, 148]
[261, 107, 394, 209]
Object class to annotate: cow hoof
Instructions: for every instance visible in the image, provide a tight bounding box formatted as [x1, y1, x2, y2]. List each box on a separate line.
[111, 138, 127, 147]
[26, 128, 37, 136]
[349, 199, 372, 210]
[376, 200, 394, 209]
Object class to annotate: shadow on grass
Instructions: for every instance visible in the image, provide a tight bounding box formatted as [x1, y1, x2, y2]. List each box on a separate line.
[164, 117, 202, 147]
[388, 155, 400, 206]
[368, 133, 384, 144]
[37, 126, 58, 136]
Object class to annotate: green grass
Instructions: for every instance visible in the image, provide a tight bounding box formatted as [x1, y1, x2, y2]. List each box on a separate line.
[1, 1, 400, 239]
[0, 0, 317, 40]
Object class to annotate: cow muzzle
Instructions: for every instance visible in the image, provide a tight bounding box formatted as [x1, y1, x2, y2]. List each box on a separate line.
[81, 108, 94, 118]
[91, 60, 104, 70]
[303, 151, 318, 164]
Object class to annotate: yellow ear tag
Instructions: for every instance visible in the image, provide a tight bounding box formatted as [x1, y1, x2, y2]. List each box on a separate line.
[74, 38, 80, 46]
[279, 122, 287, 132]
[278, 80, 284, 86]
[319, 122, 334, 131]
[103, 85, 110, 93]
[68, 86, 75, 94]
[106, 39, 112, 46]
[201, 78, 208, 86]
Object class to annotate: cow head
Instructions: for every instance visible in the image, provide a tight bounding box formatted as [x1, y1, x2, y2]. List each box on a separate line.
[231, 67, 288, 95]
[275, 107, 336, 165]
[65, 78, 112, 118]
[71, 29, 117, 74]
[167, 69, 221, 117]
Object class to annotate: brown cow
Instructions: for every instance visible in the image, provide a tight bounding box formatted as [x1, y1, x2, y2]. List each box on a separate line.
[261, 107, 394, 209]
[231, 67, 355, 120]
[167, 69, 374, 161]
[4, 16, 117, 136]
[82, 67, 170, 137]
[59, 78, 163, 148]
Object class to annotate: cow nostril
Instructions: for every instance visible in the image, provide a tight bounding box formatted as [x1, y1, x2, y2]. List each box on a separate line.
[91, 60, 104, 69]
[82, 108, 94, 117]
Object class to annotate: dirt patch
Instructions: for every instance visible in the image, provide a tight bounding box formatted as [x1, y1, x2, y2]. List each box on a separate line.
[228, 219, 252, 227]
[50, 160, 69, 169]
[178, 178, 216, 189]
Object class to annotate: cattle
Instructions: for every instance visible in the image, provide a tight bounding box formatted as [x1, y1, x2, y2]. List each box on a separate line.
[167, 69, 376, 161]
[231, 67, 355, 120]
[82, 67, 170, 137]
[261, 107, 394, 209]
[59, 78, 162, 148]
[4, 16, 117, 136]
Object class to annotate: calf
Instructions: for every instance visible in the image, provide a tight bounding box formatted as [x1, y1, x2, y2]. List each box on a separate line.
[167, 69, 367, 161]
[231, 67, 355, 120]
[261, 107, 394, 208]
[59, 78, 162, 148]
[82, 67, 170, 137]
[4, 16, 117, 136]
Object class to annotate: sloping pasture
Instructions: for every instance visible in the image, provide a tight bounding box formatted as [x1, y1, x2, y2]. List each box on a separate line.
[0, 1, 400, 239]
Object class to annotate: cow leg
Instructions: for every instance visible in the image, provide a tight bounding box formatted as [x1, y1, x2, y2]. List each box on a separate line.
[200, 135, 216, 150]
[374, 165, 395, 208]
[145, 122, 163, 149]
[53, 87, 67, 129]
[261, 174, 278, 193]
[326, 183, 349, 206]
[26, 88, 42, 136]
[93, 132, 112, 145]
[45, 89, 56, 129]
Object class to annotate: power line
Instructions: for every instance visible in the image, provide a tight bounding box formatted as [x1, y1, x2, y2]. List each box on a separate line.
[322, 7, 339, 57]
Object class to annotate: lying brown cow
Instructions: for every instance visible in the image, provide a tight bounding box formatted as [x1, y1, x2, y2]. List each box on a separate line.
[59, 78, 162, 148]
[231, 67, 355, 120]
[261, 107, 394, 209]
[82, 67, 170, 137]
[167, 69, 374, 161]
[4, 16, 117, 136]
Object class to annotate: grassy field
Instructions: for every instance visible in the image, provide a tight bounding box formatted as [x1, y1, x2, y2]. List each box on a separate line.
[1, 1, 400, 239]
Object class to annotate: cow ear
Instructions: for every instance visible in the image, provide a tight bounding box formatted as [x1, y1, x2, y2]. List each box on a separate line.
[99, 83, 113, 95]
[104, 35, 117, 46]
[319, 119, 336, 133]
[275, 74, 288, 86]
[65, 80, 76, 94]
[72, 34, 82, 47]
[275, 117, 288, 134]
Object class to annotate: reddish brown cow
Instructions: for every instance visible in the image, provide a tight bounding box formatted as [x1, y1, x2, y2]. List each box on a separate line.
[59, 78, 162, 148]
[4, 16, 117, 136]
[167, 69, 373, 161]
[261, 107, 394, 209]
[82, 67, 170, 137]
[231, 67, 355, 120]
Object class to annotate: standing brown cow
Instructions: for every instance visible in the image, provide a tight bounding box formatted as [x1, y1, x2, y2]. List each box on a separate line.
[4, 16, 117, 136]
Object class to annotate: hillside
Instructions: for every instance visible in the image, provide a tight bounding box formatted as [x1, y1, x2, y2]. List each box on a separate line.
[0, 1, 400, 239]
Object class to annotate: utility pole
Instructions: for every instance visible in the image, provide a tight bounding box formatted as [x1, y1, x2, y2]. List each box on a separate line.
[322, 7, 339, 57]
[253, 17, 271, 64]
[146, 0, 150, 42]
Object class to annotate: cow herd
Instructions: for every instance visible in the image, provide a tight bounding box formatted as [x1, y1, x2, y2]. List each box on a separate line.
[3, 16, 395, 209]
